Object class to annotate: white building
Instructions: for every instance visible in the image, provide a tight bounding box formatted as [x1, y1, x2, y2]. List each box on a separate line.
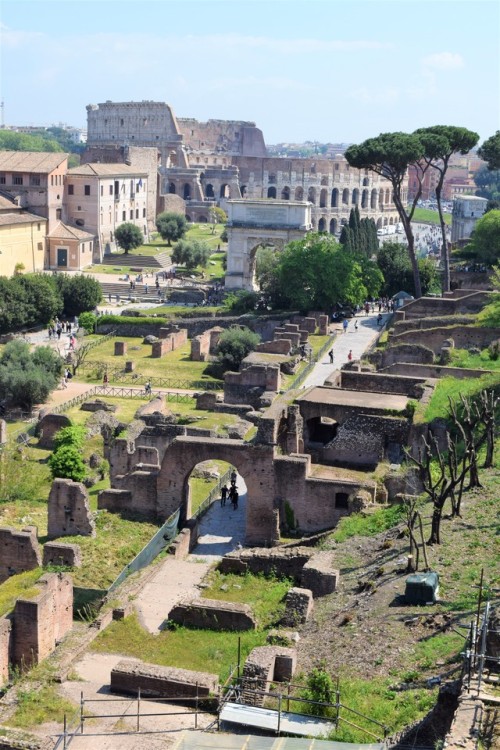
[451, 195, 488, 243]
[65, 163, 149, 261]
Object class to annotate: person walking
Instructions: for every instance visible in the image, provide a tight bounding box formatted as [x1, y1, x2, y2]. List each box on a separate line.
[328, 349, 334, 364]
[354, 320, 358, 331]
[145, 380, 152, 396]
[220, 484, 228, 507]
[348, 350, 353, 361]
[342, 318, 348, 334]
[103, 371, 108, 386]
[232, 489, 239, 510]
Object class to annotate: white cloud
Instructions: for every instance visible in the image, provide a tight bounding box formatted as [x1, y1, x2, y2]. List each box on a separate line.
[207, 75, 313, 93]
[349, 86, 400, 105]
[421, 52, 465, 71]
[0, 23, 44, 49]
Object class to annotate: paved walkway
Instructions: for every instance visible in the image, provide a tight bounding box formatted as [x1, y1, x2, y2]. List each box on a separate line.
[301, 311, 389, 390]
[135, 475, 247, 633]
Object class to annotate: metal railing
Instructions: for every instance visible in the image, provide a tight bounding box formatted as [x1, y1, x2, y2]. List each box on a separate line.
[286, 334, 336, 391]
[191, 467, 234, 520]
[75, 362, 223, 391]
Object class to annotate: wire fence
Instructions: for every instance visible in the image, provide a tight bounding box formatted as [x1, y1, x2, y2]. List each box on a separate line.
[75, 362, 223, 391]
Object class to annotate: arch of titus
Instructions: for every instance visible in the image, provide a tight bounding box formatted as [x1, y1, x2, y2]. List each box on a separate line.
[225, 200, 312, 291]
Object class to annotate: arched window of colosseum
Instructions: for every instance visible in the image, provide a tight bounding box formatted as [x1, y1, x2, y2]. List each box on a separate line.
[308, 187, 316, 204]
[340, 218, 347, 226]
[294, 187, 303, 201]
[361, 190, 368, 209]
[267, 186, 277, 199]
[377, 217, 382, 228]
[320, 189, 327, 208]
[383, 217, 388, 226]
[321, 176, 328, 186]
[329, 218, 337, 235]
[169, 182, 176, 194]
[206, 184, 215, 198]
[199, 215, 207, 223]
[183, 184, 191, 200]
[379, 189, 384, 208]
[331, 189, 338, 208]
[352, 189, 359, 205]
[268, 173, 276, 184]
[342, 188, 349, 205]
[385, 188, 390, 203]
[220, 184, 229, 199]
[389, 217, 394, 225]
[281, 186, 290, 200]
[371, 189, 377, 209]
[241, 185, 247, 197]
[363, 177, 369, 187]
[318, 218, 326, 232]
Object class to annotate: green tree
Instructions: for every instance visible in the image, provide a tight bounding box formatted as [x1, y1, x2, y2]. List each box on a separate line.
[463, 209, 500, 266]
[216, 326, 261, 372]
[209, 206, 227, 233]
[48, 445, 87, 482]
[54, 274, 102, 317]
[0, 277, 28, 333]
[114, 223, 143, 254]
[156, 212, 187, 246]
[78, 312, 97, 334]
[0, 340, 61, 410]
[377, 241, 440, 297]
[345, 132, 433, 297]
[414, 126, 479, 292]
[478, 131, 500, 171]
[303, 667, 335, 717]
[171, 239, 211, 269]
[474, 165, 500, 203]
[12, 274, 63, 327]
[53, 425, 86, 452]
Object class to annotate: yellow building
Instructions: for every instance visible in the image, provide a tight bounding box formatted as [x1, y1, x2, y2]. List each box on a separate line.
[0, 195, 47, 276]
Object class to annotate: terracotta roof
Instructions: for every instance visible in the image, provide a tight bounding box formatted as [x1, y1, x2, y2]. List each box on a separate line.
[0, 193, 19, 211]
[0, 211, 47, 227]
[0, 151, 68, 173]
[48, 221, 94, 240]
[67, 163, 148, 177]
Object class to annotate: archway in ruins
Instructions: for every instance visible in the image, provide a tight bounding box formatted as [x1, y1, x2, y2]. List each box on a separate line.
[225, 199, 312, 291]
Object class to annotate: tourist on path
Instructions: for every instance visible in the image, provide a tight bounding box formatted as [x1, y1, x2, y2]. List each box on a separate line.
[348, 350, 353, 361]
[328, 349, 334, 364]
[220, 484, 228, 507]
[342, 318, 348, 334]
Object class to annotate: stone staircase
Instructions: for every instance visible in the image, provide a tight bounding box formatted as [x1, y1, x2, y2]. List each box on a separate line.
[100, 281, 165, 301]
[101, 251, 171, 269]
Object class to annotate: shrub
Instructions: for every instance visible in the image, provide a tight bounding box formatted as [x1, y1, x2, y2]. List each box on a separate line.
[53, 425, 86, 451]
[171, 239, 211, 269]
[302, 667, 335, 717]
[78, 312, 97, 334]
[0, 340, 62, 410]
[48, 444, 87, 482]
[55, 274, 102, 317]
[488, 339, 500, 360]
[156, 212, 187, 246]
[114, 222, 144, 254]
[215, 326, 261, 372]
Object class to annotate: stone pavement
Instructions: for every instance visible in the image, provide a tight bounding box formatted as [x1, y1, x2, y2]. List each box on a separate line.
[301, 310, 389, 390]
[135, 475, 247, 633]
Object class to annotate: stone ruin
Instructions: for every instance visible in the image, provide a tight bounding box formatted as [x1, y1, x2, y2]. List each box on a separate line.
[167, 598, 257, 631]
[190, 326, 224, 361]
[152, 324, 188, 358]
[240, 645, 297, 706]
[37, 412, 72, 449]
[0, 527, 41, 583]
[111, 659, 218, 700]
[0, 572, 73, 686]
[47, 478, 96, 539]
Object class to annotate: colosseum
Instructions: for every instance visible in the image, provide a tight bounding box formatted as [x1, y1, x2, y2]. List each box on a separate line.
[84, 100, 403, 235]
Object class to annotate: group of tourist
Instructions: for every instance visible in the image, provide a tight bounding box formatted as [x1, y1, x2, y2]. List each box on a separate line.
[220, 470, 239, 510]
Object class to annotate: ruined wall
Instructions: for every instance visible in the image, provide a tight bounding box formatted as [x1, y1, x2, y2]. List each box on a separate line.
[0, 527, 42, 583]
[389, 325, 499, 356]
[37, 412, 72, 449]
[47, 479, 95, 539]
[339, 370, 428, 398]
[178, 118, 267, 158]
[224, 364, 281, 406]
[0, 619, 12, 686]
[111, 659, 218, 699]
[381, 362, 492, 380]
[398, 290, 491, 319]
[168, 599, 257, 631]
[12, 573, 73, 669]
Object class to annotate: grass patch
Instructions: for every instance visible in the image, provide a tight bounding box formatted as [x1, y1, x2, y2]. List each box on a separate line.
[422, 373, 500, 422]
[331, 505, 404, 544]
[202, 571, 291, 626]
[448, 347, 500, 371]
[92, 612, 265, 683]
[476, 294, 500, 328]
[10, 685, 76, 729]
[0, 570, 45, 618]
[412, 208, 451, 226]
[189, 460, 232, 514]
[63, 396, 150, 426]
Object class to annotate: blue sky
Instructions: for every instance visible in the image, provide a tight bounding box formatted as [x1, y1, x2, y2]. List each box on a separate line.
[1, 0, 498, 145]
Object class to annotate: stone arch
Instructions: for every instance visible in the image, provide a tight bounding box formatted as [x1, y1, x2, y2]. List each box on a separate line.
[318, 217, 326, 232]
[199, 215, 208, 223]
[320, 176, 329, 186]
[329, 218, 337, 235]
[342, 188, 349, 205]
[389, 216, 394, 225]
[352, 188, 359, 205]
[383, 217, 388, 226]
[168, 182, 176, 194]
[157, 437, 279, 545]
[361, 189, 369, 209]
[267, 186, 277, 199]
[331, 188, 339, 208]
[307, 187, 316, 204]
[371, 189, 378, 209]
[205, 184, 215, 199]
[241, 185, 247, 197]
[183, 183, 191, 200]
[220, 184, 230, 199]
[362, 177, 369, 186]
[379, 189, 384, 208]
[376, 217, 383, 228]
[320, 189, 328, 208]
[294, 186, 304, 201]
[281, 186, 290, 200]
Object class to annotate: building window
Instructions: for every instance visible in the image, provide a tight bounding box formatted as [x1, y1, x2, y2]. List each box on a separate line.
[100, 185, 103, 196]
[68, 185, 74, 195]
[37, 223, 41, 230]
[30, 175, 41, 186]
[109, 185, 113, 195]
[50, 175, 54, 186]
[37, 242, 43, 251]
[120, 118, 124, 126]
[77, 206, 82, 211]
[143, 208, 146, 218]
[136, 209, 139, 218]
[84, 185, 90, 196]
[335, 163, 339, 170]
[14, 176, 23, 186]
[0, 175, 5, 184]
[130, 210, 133, 219]
[75, 219, 85, 226]
[122, 211, 126, 221]
[56, 209, 62, 220]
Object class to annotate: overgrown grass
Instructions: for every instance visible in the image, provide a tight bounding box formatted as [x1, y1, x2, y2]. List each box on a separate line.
[202, 571, 292, 626]
[331, 505, 404, 544]
[0, 570, 45, 618]
[422, 373, 500, 422]
[448, 347, 500, 371]
[476, 294, 500, 328]
[189, 460, 232, 514]
[412, 208, 452, 226]
[91, 612, 266, 683]
[10, 685, 76, 728]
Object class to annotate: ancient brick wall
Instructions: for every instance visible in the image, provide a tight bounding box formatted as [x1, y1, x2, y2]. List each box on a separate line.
[111, 659, 218, 699]
[390, 325, 498, 356]
[380, 343, 435, 368]
[398, 290, 491, 319]
[224, 364, 281, 405]
[168, 599, 256, 631]
[37, 413, 72, 449]
[12, 573, 73, 669]
[0, 618, 12, 687]
[43, 542, 82, 568]
[191, 334, 209, 361]
[382, 362, 491, 380]
[47, 479, 95, 539]
[0, 527, 42, 583]
[256, 339, 292, 355]
[340, 370, 427, 398]
[394, 314, 476, 334]
[220, 546, 314, 579]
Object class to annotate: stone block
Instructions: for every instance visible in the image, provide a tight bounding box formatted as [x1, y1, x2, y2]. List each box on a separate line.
[0, 419, 6, 445]
[97, 489, 132, 513]
[274, 651, 297, 681]
[125, 360, 135, 372]
[0, 526, 42, 583]
[281, 587, 313, 626]
[43, 542, 82, 568]
[300, 552, 339, 597]
[114, 341, 127, 356]
[80, 399, 117, 413]
[168, 598, 256, 631]
[47, 479, 95, 539]
[37, 413, 72, 449]
[113, 604, 133, 620]
[110, 659, 218, 699]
